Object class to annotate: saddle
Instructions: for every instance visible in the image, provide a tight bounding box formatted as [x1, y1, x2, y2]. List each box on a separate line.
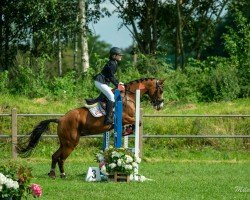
[84, 94, 107, 117]
[85, 93, 135, 136]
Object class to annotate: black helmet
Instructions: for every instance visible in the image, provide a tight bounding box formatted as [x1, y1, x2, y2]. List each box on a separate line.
[110, 47, 123, 56]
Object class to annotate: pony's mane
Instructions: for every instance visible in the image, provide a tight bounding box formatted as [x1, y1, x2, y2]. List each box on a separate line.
[125, 78, 156, 86]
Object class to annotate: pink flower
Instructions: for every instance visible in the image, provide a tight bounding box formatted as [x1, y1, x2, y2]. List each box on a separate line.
[30, 183, 42, 198]
[99, 161, 105, 168]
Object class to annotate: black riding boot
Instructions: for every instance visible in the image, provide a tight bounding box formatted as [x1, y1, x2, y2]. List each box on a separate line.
[104, 101, 115, 125]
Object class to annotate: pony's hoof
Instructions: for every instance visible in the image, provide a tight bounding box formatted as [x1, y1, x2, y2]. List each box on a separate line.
[48, 171, 56, 179]
[60, 173, 67, 179]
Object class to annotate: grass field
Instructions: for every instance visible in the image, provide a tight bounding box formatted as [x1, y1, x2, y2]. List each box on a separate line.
[1, 157, 249, 200]
[1, 95, 249, 199]
[1, 144, 250, 200]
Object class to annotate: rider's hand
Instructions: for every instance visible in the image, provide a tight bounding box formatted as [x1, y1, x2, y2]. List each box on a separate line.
[118, 84, 125, 91]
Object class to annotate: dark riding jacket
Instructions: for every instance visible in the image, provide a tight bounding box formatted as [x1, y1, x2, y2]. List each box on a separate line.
[94, 59, 119, 87]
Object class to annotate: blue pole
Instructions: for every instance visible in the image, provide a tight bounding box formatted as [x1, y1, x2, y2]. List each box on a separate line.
[114, 89, 123, 148]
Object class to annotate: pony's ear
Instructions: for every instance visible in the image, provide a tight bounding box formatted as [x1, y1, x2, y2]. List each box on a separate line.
[159, 79, 166, 84]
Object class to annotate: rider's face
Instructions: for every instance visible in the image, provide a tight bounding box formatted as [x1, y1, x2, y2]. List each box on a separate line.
[114, 54, 123, 61]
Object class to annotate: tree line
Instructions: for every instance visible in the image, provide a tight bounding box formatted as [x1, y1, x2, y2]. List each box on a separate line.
[0, 0, 249, 101]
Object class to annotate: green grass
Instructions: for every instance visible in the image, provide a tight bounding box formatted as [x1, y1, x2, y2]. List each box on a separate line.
[1, 95, 250, 199]
[1, 158, 249, 200]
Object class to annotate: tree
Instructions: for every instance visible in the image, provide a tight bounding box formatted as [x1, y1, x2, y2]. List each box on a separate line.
[79, 0, 90, 72]
[0, 0, 26, 71]
[222, 0, 250, 97]
[157, 0, 230, 69]
[109, 0, 160, 54]
[176, 0, 185, 70]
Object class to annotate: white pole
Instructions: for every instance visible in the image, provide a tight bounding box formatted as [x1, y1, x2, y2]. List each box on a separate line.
[135, 89, 140, 158]
[123, 135, 128, 148]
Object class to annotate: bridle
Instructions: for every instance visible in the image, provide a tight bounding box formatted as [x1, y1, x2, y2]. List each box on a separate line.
[150, 80, 164, 107]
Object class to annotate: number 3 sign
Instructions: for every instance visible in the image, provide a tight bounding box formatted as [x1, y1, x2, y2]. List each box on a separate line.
[85, 167, 101, 182]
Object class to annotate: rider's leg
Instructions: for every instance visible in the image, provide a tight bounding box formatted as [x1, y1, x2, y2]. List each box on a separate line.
[94, 81, 115, 125]
[104, 100, 115, 125]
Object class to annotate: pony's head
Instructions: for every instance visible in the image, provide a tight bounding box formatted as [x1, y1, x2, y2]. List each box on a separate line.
[146, 79, 165, 110]
[125, 78, 165, 110]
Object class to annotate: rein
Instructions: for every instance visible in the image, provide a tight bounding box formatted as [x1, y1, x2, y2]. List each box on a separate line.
[121, 86, 136, 106]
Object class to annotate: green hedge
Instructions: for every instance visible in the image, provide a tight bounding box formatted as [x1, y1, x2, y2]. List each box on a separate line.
[0, 53, 248, 102]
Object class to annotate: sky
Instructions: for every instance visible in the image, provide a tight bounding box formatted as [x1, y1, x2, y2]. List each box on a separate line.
[90, 4, 133, 49]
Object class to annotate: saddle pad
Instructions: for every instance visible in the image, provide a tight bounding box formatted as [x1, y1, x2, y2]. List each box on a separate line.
[85, 103, 106, 117]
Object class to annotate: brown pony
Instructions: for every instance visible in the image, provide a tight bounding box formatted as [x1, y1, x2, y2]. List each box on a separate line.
[17, 78, 165, 178]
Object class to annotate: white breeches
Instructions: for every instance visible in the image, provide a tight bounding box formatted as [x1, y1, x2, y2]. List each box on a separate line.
[94, 81, 115, 102]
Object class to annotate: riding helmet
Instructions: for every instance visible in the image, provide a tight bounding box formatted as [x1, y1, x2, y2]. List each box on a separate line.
[110, 47, 123, 56]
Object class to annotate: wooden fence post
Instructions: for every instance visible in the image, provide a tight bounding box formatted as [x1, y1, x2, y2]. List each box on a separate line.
[11, 108, 17, 159]
[139, 108, 143, 158]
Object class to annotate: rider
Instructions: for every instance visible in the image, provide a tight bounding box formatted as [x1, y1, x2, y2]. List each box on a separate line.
[93, 47, 124, 125]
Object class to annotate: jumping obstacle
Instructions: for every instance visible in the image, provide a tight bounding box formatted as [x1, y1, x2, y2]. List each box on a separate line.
[103, 88, 142, 158]
[87, 88, 142, 182]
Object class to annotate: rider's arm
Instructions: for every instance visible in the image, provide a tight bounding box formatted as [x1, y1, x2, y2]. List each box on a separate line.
[107, 61, 119, 87]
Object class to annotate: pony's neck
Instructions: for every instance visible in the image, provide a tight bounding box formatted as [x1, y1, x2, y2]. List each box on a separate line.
[126, 78, 155, 96]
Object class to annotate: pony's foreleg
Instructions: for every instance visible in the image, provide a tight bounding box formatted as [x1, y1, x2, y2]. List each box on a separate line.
[122, 115, 135, 125]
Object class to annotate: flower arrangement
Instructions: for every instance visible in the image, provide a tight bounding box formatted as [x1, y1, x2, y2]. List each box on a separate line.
[0, 163, 42, 199]
[96, 147, 141, 175]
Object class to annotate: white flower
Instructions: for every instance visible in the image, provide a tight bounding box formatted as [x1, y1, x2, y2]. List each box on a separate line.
[0, 173, 7, 185]
[139, 175, 147, 182]
[111, 151, 121, 158]
[100, 165, 107, 173]
[12, 181, 19, 190]
[132, 162, 138, 169]
[109, 163, 117, 169]
[117, 159, 123, 166]
[5, 178, 19, 190]
[124, 164, 132, 170]
[129, 174, 151, 182]
[133, 168, 139, 174]
[5, 178, 12, 188]
[125, 155, 133, 163]
[96, 153, 104, 162]
[0, 173, 19, 191]
[135, 156, 141, 163]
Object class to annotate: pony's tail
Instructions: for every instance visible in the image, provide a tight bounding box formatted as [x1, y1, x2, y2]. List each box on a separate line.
[16, 119, 59, 157]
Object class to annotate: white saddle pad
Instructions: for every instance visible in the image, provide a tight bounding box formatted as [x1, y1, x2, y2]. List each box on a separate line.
[85, 103, 106, 117]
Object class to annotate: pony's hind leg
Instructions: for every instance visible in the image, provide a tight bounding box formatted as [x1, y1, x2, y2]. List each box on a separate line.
[58, 145, 76, 178]
[54, 116, 80, 178]
[48, 146, 62, 179]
